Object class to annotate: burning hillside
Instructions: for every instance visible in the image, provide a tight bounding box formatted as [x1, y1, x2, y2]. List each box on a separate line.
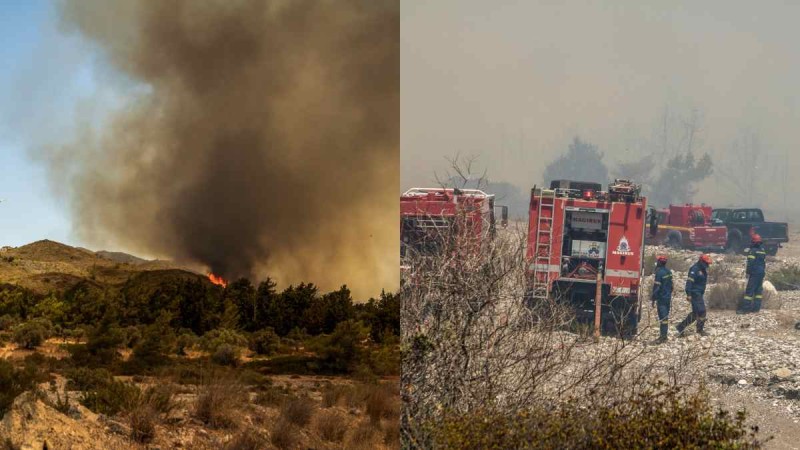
[39, 0, 399, 298]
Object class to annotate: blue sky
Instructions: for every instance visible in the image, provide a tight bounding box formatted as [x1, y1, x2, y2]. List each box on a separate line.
[0, 0, 94, 248]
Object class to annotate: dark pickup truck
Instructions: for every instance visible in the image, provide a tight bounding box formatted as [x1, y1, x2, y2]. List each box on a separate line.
[711, 208, 789, 255]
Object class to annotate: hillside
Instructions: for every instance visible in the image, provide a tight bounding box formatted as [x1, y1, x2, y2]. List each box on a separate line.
[0, 239, 200, 294]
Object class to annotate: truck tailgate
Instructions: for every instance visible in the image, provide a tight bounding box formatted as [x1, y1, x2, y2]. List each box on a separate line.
[694, 226, 728, 246]
[752, 222, 789, 242]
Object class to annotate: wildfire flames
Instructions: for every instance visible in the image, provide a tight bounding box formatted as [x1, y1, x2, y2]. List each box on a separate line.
[207, 273, 227, 288]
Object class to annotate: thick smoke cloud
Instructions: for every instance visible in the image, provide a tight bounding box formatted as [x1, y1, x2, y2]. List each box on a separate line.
[45, 0, 398, 298]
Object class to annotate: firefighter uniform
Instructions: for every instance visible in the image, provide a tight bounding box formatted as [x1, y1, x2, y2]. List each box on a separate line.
[677, 260, 709, 335]
[651, 264, 673, 341]
[743, 242, 767, 313]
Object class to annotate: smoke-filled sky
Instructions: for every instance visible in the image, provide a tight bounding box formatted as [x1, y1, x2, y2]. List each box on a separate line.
[8, 0, 399, 299]
[402, 1, 800, 218]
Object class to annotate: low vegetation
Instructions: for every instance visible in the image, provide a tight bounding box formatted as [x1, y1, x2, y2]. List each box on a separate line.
[0, 266, 400, 447]
[431, 385, 762, 449]
[768, 264, 800, 290]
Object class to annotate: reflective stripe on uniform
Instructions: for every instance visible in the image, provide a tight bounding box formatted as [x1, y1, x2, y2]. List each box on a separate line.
[660, 320, 669, 324]
[663, 274, 672, 278]
[654, 281, 661, 285]
[748, 255, 755, 259]
[755, 295, 763, 299]
[688, 277, 695, 281]
[743, 296, 753, 301]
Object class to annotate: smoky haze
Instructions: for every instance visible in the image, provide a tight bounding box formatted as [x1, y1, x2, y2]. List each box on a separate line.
[402, 1, 800, 220]
[39, 0, 399, 298]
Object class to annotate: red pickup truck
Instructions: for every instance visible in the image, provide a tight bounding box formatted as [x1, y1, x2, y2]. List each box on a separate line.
[645, 204, 727, 252]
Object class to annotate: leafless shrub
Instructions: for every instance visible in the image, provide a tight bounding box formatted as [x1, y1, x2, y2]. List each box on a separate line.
[401, 205, 706, 447]
[315, 409, 347, 442]
[279, 395, 315, 427]
[223, 428, 268, 450]
[346, 420, 378, 450]
[193, 373, 247, 429]
[129, 403, 157, 443]
[708, 280, 776, 310]
[270, 419, 300, 450]
[364, 383, 399, 423]
[322, 383, 351, 408]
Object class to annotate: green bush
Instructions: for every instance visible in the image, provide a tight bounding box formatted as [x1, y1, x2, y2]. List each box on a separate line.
[311, 320, 371, 373]
[427, 386, 763, 449]
[211, 344, 240, 367]
[768, 265, 800, 291]
[68, 367, 139, 416]
[12, 318, 52, 349]
[201, 328, 248, 353]
[0, 359, 38, 416]
[128, 315, 176, 372]
[249, 327, 280, 356]
[175, 330, 199, 356]
[0, 314, 15, 331]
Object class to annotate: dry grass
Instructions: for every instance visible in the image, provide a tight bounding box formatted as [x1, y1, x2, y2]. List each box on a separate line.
[382, 419, 400, 447]
[364, 383, 399, 423]
[223, 428, 268, 450]
[315, 409, 347, 443]
[279, 395, 315, 427]
[270, 419, 300, 450]
[193, 375, 247, 429]
[129, 404, 157, 443]
[707, 280, 777, 310]
[322, 384, 352, 408]
[346, 420, 379, 450]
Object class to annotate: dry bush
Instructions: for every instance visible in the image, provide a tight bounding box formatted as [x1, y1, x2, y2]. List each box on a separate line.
[315, 409, 347, 443]
[279, 395, 315, 427]
[707, 281, 776, 310]
[364, 383, 399, 423]
[382, 420, 400, 447]
[253, 384, 290, 407]
[193, 373, 247, 428]
[223, 428, 268, 450]
[270, 419, 300, 450]
[346, 420, 378, 450]
[322, 384, 352, 408]
[402, 217, 707, 447]
[129, 403, 157, 443]
[708, 261, 737, 284]
[768, 265, 800, 291]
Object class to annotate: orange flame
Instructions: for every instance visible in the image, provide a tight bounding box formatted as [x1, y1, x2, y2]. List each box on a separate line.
[207, 273, 227, 288]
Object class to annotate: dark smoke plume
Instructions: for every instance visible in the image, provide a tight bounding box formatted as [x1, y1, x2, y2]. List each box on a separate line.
[46, 0, 399, 298]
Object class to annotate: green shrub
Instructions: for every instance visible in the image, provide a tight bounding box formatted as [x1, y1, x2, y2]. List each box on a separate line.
[0, 314, 15, 331]
[211, 344, 240, 367]
[0, 359, 38, 416]
[128, 316, 176, 372]
[80, 376, 141, 416]
[12, 318, 52, 349]
[175, 330, 199, 356]
[249, 327, 280, 356]
[201, 328, 248, 352]
[311, 320, 370, 373]
[768, 265, 800, 291]
[427, 386, 763, 449]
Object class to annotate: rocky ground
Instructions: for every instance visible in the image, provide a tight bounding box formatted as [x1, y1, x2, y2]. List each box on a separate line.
[634, 241, 800, 449]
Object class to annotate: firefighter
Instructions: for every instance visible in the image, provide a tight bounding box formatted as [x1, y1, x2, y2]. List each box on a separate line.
[676, 254, 712, 337]
[651, 255, 673, 343]
[739, 234, 767, 314]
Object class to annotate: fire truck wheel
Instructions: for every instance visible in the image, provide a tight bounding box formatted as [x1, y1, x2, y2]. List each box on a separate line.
[665, 231, 682, 249]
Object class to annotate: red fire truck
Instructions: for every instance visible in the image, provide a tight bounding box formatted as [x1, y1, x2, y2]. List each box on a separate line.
[400, 188, 508, 275]
[645, 204, 727, 252]
[526, 179, 647, 337]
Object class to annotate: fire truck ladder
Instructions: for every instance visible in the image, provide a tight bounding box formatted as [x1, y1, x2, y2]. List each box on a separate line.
[531, 189, 556, 301]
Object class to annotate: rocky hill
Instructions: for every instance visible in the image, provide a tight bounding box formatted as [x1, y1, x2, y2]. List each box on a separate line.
[0, 240, 203, 294]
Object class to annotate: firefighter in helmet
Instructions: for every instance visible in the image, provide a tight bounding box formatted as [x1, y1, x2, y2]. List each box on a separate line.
[651, 255, 673, 343]
[739, 234, 767, 314]
[676, 254, 711, 337]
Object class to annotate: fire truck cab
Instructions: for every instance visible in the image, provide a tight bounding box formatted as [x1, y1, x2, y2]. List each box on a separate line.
[400, 188, 508, 273]
[526, 179, 647, 337]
